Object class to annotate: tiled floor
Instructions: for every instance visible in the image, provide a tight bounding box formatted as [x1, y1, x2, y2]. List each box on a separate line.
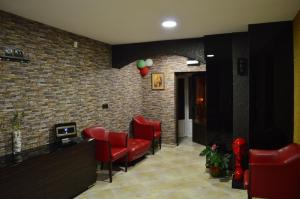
[75, 138, 248, 199]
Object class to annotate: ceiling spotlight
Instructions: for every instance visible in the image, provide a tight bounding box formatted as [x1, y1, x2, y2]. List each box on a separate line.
[206, 54, 215, 58]
[187, 59, 200, 66]
[162, 20, 177, 28]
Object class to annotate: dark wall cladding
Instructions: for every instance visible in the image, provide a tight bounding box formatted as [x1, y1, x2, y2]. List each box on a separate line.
[112, 38, 206, 68]
[232, 33, 249, 142]
[204, 34, 233, 149]
[249, 21, 294, 149]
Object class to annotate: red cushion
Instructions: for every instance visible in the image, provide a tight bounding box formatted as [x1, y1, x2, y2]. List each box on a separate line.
[111, 148, 128, 161]
[127, 138, 151, 162]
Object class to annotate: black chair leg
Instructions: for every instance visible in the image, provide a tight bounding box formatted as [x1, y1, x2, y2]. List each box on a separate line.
[159, 136, 162, 149]
[125, 154, 128, 172]
[109, 161, 112, 183]
[247, 193, 252, 199]
[152, 140, 155, 155]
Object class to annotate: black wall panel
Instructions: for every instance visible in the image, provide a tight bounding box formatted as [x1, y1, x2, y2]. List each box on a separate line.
[249, 21, 294, 149]
[204, 34, 233, 149]
[232, 33, 249, 142]
[112, 38, 205, 68]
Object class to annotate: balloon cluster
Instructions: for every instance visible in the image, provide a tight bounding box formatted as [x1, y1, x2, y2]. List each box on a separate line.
[136, 59, 153, 77]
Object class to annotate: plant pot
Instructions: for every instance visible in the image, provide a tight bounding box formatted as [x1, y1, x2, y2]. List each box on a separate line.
[210, 166, 222, 177]
[13, 130, 22, 153]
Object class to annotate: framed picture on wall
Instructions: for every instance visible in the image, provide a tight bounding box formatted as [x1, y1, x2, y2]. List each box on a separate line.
[151, 73, 165, 90]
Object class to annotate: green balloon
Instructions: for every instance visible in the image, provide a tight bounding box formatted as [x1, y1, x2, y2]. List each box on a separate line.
[137, 60, 146, 68]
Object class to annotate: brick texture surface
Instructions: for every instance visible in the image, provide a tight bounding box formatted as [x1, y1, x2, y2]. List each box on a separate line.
[0, 11, 206, 156]
[140, 56, 205, 144]
[0, 11, 113, 155]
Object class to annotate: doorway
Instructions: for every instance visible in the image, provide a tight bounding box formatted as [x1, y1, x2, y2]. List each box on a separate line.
[175, 72, 207, 145]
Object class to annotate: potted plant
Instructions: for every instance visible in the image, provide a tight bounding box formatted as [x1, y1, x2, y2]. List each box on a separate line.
[11, 111, 24, 154]
[200, 144, 231, 177]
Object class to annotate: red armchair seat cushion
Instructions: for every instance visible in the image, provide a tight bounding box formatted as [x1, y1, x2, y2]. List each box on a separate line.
[128, 138, 151, 162]
[127, 138, 151, 162]
[111, 148, 128, 161]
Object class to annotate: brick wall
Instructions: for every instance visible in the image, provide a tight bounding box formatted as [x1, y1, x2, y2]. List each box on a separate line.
[110, 56, 206, 144]
[0, 11, 144, 156]
[140, 55, 206, 144]
[0, 11, 206, 156]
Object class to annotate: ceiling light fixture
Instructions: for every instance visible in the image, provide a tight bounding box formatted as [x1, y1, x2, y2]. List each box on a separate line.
[162, 20, 177, 28]
[187, 59, 200, 66]
[206, 54, 215, 58]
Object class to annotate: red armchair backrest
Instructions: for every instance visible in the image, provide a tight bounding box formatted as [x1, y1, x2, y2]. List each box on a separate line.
[83, 126, 111, 162]
[82, 126, 107, 141]
[108, 132, 128, 148]
[133, 115, 146, 124]
[83, 126, 128, 163]
[278, 143, 300, 163]
[95, 140, 111, 162]
[249, 143, 300, 199]
[133, 115, 155, 140]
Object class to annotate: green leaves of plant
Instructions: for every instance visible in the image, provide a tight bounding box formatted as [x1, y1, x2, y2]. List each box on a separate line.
[200, 144, 232, 176]
[11, 111, 25, 131]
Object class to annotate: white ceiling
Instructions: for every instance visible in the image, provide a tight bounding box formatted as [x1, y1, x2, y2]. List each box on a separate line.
[1, 0, 299, 45]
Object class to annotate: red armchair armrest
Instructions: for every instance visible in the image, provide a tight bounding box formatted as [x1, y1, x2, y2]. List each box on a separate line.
[250, 149, 280, 165]
[108, 131, 128, 148]
[133, 123, 155, 141]
[247, 144, 300, 199]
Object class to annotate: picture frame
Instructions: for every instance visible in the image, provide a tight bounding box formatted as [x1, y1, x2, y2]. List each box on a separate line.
[151, 73, 165, 90]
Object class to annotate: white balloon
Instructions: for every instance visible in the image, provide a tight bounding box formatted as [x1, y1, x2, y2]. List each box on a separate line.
[145, 59, 153, 67]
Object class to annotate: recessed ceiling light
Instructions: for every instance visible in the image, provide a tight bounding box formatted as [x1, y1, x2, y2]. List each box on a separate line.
[162, 20, 177, 28]
[187, 58, 200, 66]
[206, 54, 215, 58]
[187, 60, 199, 65]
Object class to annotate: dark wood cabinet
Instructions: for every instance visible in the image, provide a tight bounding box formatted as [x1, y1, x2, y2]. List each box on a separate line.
[0, 140, 96, 199]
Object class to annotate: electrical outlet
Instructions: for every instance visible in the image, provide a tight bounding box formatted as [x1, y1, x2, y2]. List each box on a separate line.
[73, 41, 78, 48]
[102, 104, 108, 109]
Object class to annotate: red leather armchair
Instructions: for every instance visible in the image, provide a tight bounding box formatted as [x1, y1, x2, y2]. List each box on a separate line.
[244, 143, 300, 199]
[83, 126, 128, 183]
[133, 115, 161, 154]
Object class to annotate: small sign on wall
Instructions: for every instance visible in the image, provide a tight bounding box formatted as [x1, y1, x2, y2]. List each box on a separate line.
[237, 58, 248, 76]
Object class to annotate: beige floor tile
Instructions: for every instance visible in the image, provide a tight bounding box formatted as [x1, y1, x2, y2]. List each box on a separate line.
[75, 138, 248, 199]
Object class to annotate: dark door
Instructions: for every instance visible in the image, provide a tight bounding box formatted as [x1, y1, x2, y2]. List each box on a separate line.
[190, 74, 207, 145]
[176, 77, 185, 146]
